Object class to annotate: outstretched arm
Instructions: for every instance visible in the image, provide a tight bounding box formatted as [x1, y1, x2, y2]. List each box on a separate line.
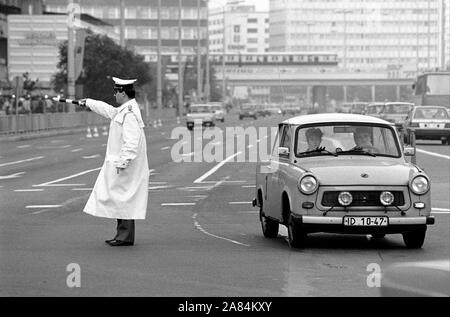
[81, 99, 117, 120]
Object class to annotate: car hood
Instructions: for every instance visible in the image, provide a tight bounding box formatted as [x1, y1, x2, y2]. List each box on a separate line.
[300, 159, 417, 186]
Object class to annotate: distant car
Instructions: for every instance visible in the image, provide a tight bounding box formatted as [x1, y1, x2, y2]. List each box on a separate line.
[350, 102, 369, 115]
[239, 104, 258, 120]
[267, 107, 283, 115]
[381, 102, 415, 132]
[282, 106, 301, 116]
[209, 102, 226, 123]
[366, 103, 386, 118]
[403, 106, 450, 145]
[253, 113, 434, 249]
[381, 260, 450, 297]
[186, 104, 215, 131]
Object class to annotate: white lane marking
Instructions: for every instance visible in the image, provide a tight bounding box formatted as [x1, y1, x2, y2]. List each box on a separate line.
[82, 154, 101, 159]
[0, 156, 44, 168]
[149, 185, 171, 190]
[14, 189, 45, 192]
[242, 185, 256, 188]
[149, 182, 168, 185]
[162, 203, 196, 206]
[72, 188, 93, 191]
[247, 144, 254, 149]
[0, 172, 26, 180]
[229, 202, 252, 205]
[193, 213, 250, 247]
[194, 152, 242, 184]
[36, 145, 71, 150]
[432, 208, 450, 214]
[33, 167, 101, 187]
[161, 146, 171, 151]
[27, 205, 62, 208]
[50, 140, 65, 144]
[71, 148, 83, 153]
[237, 211, 258, 214]
[417, 149, 450, 160]
[17, 145, 31, 149]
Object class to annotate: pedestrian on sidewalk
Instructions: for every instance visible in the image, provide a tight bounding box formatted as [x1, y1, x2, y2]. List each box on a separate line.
[79, 77, 149, 247]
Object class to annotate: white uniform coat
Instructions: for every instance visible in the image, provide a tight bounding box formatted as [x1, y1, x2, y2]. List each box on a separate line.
[83, 98, 149, 220]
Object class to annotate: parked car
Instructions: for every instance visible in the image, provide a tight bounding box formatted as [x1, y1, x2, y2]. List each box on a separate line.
[253, 113, 434, 249]
[403, 106, 450, 145]
[186, 104, 215, 131]
[266, 106, 283, 115]
[209, 102, 226, 122]
[366, 102, 386, 118]
[381, 102, 415, 132]
[256, 105, 270, 117]
[380, 260, 450, 297]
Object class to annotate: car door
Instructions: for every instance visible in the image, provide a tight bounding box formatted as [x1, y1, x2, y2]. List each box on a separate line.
[266, 124, 290, 220]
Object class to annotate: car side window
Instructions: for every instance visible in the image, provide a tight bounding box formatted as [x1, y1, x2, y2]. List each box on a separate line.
[280, 125, 291, 151]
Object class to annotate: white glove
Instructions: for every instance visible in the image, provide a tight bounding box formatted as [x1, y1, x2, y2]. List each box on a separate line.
[115, 159, 131, 174]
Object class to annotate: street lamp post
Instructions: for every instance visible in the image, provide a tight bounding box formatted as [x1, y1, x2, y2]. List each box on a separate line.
[157, 0, 162, 110]
[178, 0, 183, 117]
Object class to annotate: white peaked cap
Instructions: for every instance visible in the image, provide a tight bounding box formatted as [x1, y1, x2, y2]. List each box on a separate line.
[112, 77, 137, 86]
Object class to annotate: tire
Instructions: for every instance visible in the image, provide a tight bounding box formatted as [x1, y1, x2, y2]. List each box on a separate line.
[287, 214, 306, 248]
[402, 230, 426, 249]
[259, 203, 279, 239]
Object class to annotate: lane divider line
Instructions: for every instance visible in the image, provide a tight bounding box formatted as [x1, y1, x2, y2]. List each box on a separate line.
[193, 213, 250, 247]
[194, 152, 242, 184]
[33, 167, 101, 187]
[0, 156, 45, 168]
[417, 149, 450, 160]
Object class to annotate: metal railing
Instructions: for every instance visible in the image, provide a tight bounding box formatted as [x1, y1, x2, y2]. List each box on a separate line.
[0, 112, 109, 135]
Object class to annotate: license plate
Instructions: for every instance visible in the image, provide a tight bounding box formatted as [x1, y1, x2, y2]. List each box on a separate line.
[343, 216, 388, 227]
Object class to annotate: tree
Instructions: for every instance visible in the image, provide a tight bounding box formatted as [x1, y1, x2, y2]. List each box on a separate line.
[52, 32, 152, 104]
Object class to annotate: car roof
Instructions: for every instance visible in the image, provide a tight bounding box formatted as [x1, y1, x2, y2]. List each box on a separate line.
[283, 113, 392, 125]
[385, 102, 414, 106]
[414, 105, 448, 110]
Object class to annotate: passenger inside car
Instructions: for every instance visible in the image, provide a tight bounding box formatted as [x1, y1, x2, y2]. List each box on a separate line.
[352, 127, 380, 153]
[306, 128, 323, 151]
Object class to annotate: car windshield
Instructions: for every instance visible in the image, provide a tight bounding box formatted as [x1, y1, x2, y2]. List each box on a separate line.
[385, 104, 413, 114]
[413, 108, 450, 119]
[190, 106, 211, 113]
[295, 124, 400, 157]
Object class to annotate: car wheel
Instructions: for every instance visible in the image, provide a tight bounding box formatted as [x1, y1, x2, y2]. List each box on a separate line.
[287, 214, 306, 248]
[402, 229, 426, 249]
[259, 203, 279, 239]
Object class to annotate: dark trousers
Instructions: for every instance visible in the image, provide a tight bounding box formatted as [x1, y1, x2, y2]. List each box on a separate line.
[114, 219, 135, 243]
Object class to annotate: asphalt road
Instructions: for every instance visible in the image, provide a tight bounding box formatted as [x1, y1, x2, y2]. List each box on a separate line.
[0, 113, 449, 297]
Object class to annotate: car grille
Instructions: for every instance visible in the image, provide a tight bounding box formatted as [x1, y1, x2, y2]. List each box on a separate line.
[321, 191, 405, 207]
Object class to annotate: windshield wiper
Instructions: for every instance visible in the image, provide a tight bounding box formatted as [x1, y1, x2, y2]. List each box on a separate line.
[299, 147, 338, 157]
[336, 147, 377, 157]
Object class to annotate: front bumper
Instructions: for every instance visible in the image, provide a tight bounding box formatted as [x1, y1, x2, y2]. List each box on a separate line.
[291, 215, 434, 234]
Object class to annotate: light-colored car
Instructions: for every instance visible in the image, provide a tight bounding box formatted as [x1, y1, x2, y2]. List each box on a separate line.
[253, 113, 434, 249]
[381, 102, 414, 132]
[186, 104, 215, 131]
[403, 106, 450, 145]
[380, 260, 450, 297]
[209, 102, 226, 123]
[366, 102, 386, 118]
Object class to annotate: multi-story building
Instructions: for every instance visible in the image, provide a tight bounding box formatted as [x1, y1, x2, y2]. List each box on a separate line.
[209, 1, 269, 54]
[269, 0, 441, 73]
[7, 13, 118, 88]
[444, 0, 450, 69]
[43, 0, 208, 62]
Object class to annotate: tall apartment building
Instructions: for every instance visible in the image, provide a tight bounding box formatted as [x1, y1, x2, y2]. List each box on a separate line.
[209, 1, 269, 54]
[269, 0, 441, 72]
[43, 0, 208, 61]
[444, 0, 450, 68]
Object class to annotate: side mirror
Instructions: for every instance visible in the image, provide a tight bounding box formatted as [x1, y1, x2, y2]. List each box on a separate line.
[403, 146, 416, 157]
[278, 147, 290, 156]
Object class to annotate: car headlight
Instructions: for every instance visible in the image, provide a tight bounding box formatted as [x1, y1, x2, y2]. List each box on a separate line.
[298, 175, 319, 195]
[380, 191, 395, 206]
[410, 176, 430, 195]
[338, 192, 353, 206]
